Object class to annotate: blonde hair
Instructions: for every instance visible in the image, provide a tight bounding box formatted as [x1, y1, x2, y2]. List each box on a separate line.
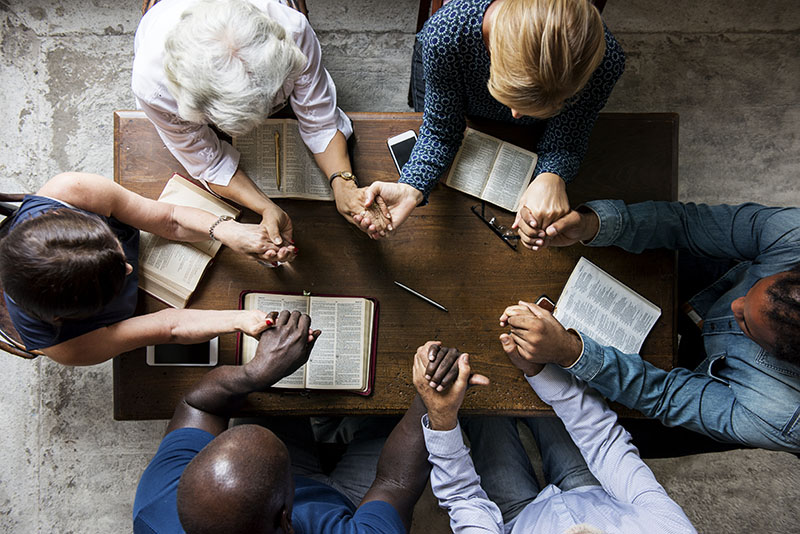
[164, 0, 307, 136]
[488, 0, 606, 118]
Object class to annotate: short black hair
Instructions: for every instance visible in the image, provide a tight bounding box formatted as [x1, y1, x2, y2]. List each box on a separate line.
[0, 209, 127, 322]
[766, 264, 800, 365]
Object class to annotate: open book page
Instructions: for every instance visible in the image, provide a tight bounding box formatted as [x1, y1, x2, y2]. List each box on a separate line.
[282, 123, 332, 200]
[234, 120, 331, 200]
[304, 298, 368, 390]
[241, 292, 311, 388]
[553, 257, 662, 354]
[234, 121, 282, 198]
[481, 144, 537, 211]
[445, 128, 500, 198]
[139, 231, 210, 298]
[157, 175, 239, 256]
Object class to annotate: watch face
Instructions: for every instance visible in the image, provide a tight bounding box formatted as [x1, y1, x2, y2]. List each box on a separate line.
[341, 172, 354, 179]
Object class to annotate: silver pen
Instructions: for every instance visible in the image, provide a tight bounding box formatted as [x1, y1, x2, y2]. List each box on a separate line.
[394, 281, 448, 312]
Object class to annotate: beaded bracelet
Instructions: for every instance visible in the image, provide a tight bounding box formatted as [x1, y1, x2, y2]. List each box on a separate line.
[209, 215, 234, 241]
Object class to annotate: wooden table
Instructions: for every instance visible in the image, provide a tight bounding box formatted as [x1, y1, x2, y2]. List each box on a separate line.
[113, 111, 678, 420]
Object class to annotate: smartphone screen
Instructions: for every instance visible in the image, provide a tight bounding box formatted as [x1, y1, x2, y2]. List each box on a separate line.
[388, 134, 417, 174]
[147, 340, 217, 366]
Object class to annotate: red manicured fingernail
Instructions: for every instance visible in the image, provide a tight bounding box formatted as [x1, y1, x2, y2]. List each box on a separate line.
[266, 318, 274, 326]
[271, 262, 279, 267]
[293, 247, 299, 254]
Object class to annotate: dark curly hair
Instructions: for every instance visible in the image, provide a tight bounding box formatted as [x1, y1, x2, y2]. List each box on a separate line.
[0, 209, 127, 323]
[765, 264, 800, 365]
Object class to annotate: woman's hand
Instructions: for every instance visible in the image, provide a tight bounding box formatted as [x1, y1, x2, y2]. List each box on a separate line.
[260, 203, 297, 262]
[213, 219, 296, 263]
[332, 180, 393, 238]
[237, 310, 276, 338]
[513, 173, 570, 251]
[355, 182, 423, 239]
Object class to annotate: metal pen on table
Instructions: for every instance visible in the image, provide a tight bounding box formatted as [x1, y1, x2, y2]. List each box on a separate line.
[394, 281, 448, 312]
[274, 131, 281, 190]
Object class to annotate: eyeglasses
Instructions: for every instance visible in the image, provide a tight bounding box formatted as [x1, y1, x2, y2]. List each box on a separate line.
[471, 202, 519, 251]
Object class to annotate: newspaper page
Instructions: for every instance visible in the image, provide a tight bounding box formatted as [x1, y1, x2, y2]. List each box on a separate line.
[305, 298, 366, 389]
[241, 293, 310, 388]
[481, 144, 537, 211]
[445, 128, 501, 198]
[234, 120, 331, 200]
[157, 175, 239, 256]
[553, 257, 661, 354]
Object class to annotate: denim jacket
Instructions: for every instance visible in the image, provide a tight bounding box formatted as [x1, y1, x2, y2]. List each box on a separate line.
[567, 200, 800, 452]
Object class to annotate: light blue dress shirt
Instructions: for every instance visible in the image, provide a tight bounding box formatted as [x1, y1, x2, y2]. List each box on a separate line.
[422, 365, 696, 534]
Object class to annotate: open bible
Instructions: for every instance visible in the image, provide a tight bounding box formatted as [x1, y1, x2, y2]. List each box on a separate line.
[553, 257, 662, 354]
[233, 118, 332, 200]
[238, 291, 378, 395]
[138, 174, 240, 309]
[445, 128, 538, 212]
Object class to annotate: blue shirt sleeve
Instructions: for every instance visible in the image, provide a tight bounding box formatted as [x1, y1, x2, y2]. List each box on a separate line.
[533, 25, 626, 182]
[292, 477, 406, 534]
[399, 8, 471, 204]
[133, 428, 215, 534]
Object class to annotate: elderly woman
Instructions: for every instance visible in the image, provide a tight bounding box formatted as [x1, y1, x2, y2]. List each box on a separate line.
[360, 0, 625, 248]
[133, 0, 387, 251]
[0, 173, 279, 365]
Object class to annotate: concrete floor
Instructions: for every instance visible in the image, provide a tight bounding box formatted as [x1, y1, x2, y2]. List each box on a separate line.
[0, 0, 799, 532]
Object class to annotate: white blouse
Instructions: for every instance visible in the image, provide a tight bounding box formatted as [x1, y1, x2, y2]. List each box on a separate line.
[132, 0, 352, 186]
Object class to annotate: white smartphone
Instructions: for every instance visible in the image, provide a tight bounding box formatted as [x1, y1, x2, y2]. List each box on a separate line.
[146, 338, 219, 367]
[387, 130, 418, 175]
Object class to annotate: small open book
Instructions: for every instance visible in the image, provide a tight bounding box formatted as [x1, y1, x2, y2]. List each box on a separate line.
[233, 118, 332, 200]
[238, 291, 379, 395]
[445, 128, 538, 212]
[553, 257, 662, 354]
[138, 174, 240, 308]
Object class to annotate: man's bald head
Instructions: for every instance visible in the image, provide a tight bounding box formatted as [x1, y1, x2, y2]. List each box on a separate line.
[177, 425, 293, 534]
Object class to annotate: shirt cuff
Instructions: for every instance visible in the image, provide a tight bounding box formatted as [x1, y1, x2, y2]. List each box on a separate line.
[582, 199, 623, 247]
[533, 151, 580, 184]
[525, 364, 571, 404]
[564, 333, 606, 382]
[199, 141, 240, 187]
[421, 414, 467, 457]
[298, 108, 353, 154]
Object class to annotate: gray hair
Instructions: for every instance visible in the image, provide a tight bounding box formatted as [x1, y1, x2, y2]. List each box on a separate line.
[163, 0, 307, 136]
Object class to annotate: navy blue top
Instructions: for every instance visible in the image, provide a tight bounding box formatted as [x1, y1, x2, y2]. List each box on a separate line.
[133, 427, 406, 534]
[400, 0, 626, 202]
[4, 195, 139, 350]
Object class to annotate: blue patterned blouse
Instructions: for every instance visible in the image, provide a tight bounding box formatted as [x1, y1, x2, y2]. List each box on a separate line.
[400, 0, 626, 204]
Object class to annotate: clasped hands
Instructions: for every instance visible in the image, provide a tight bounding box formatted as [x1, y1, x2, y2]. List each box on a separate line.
[413, 300, 583, 430]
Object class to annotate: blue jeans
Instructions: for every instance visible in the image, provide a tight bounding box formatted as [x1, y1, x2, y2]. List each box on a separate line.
[237, 416, 395, 507]
[461, 416, 600, 522]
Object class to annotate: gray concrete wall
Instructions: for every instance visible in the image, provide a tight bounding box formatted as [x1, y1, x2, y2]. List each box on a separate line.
[0, 1, 798, 532]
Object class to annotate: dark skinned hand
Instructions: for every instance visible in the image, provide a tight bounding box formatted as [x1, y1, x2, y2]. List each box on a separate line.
[244, 310, 321, 389]
[412, 341, 489, 430]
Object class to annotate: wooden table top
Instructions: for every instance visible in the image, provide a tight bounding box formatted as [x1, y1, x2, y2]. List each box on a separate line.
[113, 111, 678, 420]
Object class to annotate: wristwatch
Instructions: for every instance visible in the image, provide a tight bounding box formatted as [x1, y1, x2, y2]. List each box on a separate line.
[328, 171, 359, 187]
